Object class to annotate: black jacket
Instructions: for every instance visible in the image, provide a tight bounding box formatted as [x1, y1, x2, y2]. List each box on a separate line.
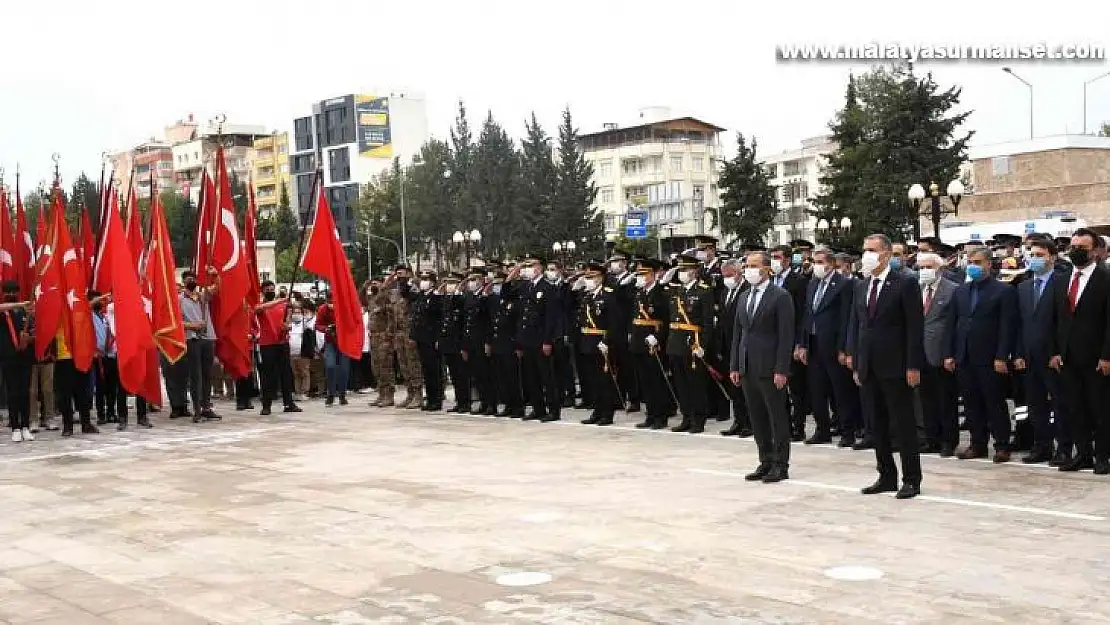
[629, 282, 670, 356]
[409, 290, 442, 345]
[462, 291, 491, 350]
[0, 310, 34, 365]
[514, 278, 559, 348]
[438, 294, 465, 354]
[489, 287, 519, 355]
[1049, 263, 1110, 367]
[846, 269, 925, 382]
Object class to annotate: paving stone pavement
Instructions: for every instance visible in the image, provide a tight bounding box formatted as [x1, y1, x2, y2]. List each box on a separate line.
[2, 393, 1109, 624]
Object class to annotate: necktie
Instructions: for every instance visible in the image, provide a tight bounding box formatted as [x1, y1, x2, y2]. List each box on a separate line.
[970, 284, 979, 313]
[1034, 278, 1044, 305]
[726, 288, 735, 308]
[747, 288, 758, 318]
[813, 280, 828, 311]
[924, 285, 933, 314]
[1069, 271, 1081, 312]
[867, 278, 880, 318]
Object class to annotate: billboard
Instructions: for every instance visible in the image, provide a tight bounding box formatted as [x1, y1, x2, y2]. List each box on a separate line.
[356, 95, 392, 158]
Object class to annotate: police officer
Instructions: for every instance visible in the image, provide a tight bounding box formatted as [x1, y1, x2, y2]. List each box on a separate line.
[462, 269, 494, 415]
[488, 270, 524, 417]
[515, 254, 561, 421]
[570, 262, 595, 410]
[579, 262, 621, 426]
[667, 254, 716, 434]
[629, 257, 672, 430]
[439, 272, 470, 413]
[411, 270, 443, 411]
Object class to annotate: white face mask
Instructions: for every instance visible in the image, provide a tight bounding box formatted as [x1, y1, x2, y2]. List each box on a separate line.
[467, 280, 480, 292]
[744, 268, 764, 286]
[635, 275, 647, 288]
[419, 280, 432, 291]
[544, 269, 559, 282]
[584, 278, 599, 291]
[695, 250, 708, 262]
[811, 264, 828, 280]
[520, 267, 535, 280]
[492, 284, 503, 295]
[679, 270, 695, 285]
[770, 259, 784, 275]
[918, 268, 938, 285]
[445, 283, 458, 294]
[860, 251, 881, 275]
[609, 261, 624, 274]
[723, 276, 738, 290]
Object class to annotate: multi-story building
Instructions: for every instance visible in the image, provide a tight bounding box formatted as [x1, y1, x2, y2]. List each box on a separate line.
[251, 133, 291, 218]
[579, 107, 724, 253]
[762, 135, 836, 246]
[108, 139, 174, 199]
[290, 92, 428, 241]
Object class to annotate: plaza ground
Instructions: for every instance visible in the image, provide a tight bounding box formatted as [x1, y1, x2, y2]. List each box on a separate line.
[1, 398, 1108, 624]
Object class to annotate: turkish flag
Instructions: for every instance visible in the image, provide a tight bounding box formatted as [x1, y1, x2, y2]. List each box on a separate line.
[145, 188, 186, 363]
[79, 206, 96, 287]
[244, 184, 261, 309]
[0, 192, 15, 283]
[52, 196, 97, 373]
[301, 184, 364, 360]
[31, 193, 64, 361]
[210, 147, 252, 378]
[100, 189, 159, 405]
[193, 170, 217, 287]
[34, 201, 47, 265]
[126, 186, 144, 279]
[13, 191, 35, 301]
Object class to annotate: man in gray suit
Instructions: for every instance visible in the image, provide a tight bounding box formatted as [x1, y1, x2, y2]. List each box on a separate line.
[916, 252, 960, 457]
[730, 251, 796, 483]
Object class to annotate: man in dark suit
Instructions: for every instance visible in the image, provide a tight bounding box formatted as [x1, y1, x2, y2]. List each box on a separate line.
[730, 251, 795, 483]
[717, 258, 751, 437]
[515, 254, 562, 422]
[770, 244, 810, 440]
[916, 252, 960, 457]
[796, 248, 859, 446]
[846, 234, 925, 499]
[1014, 237, 1070, 465]
[947, 246, 1018, 463]
[1049, 228, 1110, 474]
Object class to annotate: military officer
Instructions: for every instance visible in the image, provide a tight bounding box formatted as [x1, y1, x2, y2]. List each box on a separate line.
[389, 265, 423, 409]
[367, 275, 397, 407]
[695, 235, 724, 289]
[570, 262, 595, 410]
[488, 269, 524, 417]
[515, 254, 561, 422]
[439, 272, 470, 413]
[629, 257, 672, 430]
[411, 270, 444, 411]
[667, 254, 716, 434]
[578, 262, 621, 426]
[604, 248, 640, 412]
[462, 269, 495, 415]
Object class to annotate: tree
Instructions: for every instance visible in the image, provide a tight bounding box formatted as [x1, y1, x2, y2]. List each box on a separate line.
[404, 140, 455, 269]
[552, 107, 602, 259]
[162, 190, 196, 268]
[353, 166, 404, 277]
[608, 228, 660, 258]
[270, 180, 300, 252]
[811, 74, 870, 248]
[274, 246, 301, 283]
[1100, 122, 1110, 137]
[716, 132, 778, 248]
[518, 113, 559, 254]
[229, 172, 249, 223]
[449, 100, 477, 229]
[69, 173, 100, 230]
[469, 112, 524, 260]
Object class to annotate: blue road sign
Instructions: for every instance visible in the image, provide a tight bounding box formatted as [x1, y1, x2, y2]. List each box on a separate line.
[625, 210, 648, 239]
[1024, 221, 1037, 233]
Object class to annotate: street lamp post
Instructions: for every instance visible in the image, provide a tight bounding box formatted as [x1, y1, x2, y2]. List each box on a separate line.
[908, 180, 963, 240]
[1084, 71, 1110, 135]
[1002, 67, 1034, 139]
[452, 228, 482, 269]
[815, 216, 853, 244]
[552, 240, 577, 263]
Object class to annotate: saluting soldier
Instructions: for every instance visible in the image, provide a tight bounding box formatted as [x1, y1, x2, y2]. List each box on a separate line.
[628, 257, 672, 430]
[411, 270, 444, 411]
[579, 262, 621, 426]
[488, 269, 524, 417]
[515, 254, 561, 422]
[695, 235, 724, 290]
[367, 275, 397, 407]
[667, 254, 716, 434]
[570, 262, 595, 410]
[439, 272, 470, 413]
[462, 269, 495, 415]
[390, 266, 424, 409]
[604, 249, 640, 412]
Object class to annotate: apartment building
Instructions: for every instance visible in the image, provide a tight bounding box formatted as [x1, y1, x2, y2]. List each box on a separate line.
[761, 135, 836, 246]
[251, 133, 291, 218]
[579, 107, 724, 253]
[108, 139, 174, 199]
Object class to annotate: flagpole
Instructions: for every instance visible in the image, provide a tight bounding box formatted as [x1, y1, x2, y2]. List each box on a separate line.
[284, 166, 320, 306]
[97, 153, 107, 237]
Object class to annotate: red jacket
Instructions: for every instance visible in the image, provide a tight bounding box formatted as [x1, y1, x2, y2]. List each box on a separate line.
[314, 304, 337, 344]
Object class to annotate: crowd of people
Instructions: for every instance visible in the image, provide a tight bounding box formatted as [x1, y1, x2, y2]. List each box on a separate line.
[4, 226, 1108, 502]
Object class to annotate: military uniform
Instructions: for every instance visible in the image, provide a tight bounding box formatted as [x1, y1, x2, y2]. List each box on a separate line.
[571, 282, 595, 410]
[629, 258, 672, 430]
[368, 282, 396, 406]
[695, 236, 730, 423]
[515, 255, 561, 421]
[667, 254, 716, 433]
[462, 273, 495, 415]
[578, 263, 620, 425]
[392, 274, 423, 409]
[488, 274, 523, 417]
[439, 273, 470, 413]
[410, 272, 444, 411]
[604, 249, 640, 412]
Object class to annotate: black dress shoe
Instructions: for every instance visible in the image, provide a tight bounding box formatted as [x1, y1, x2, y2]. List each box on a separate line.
[720, 426, 742, 436]
[61, 427, 73, 437]
[581, 415, 600, 425]
[688, 420, 705, 434]
[339, 396, 349, 406]
[650, 419, 668, 430]
[495, 409, 512, 417]
[561, 399, 576, 409]
[284, 405, 303, 413]
[861, 479, 898, 495]
[116, 422, 128, 431]
[716, 414, 730, 422]
[745, 465, 771, 481]
[81, 423, 100, 434]
[540, 415, 561, 423]
[448, 405, 463, 414]
[852, 437, 875, 451]
[483, 407, 498, 416]
[1050, 450, 1072, 467]
[671, 421, 692, 433]
[761, 466, 789, 483]
[1095, 459, 1110, 475]
[805, 431, 832, 445]
[895, 483, 921, 499]
[1022, 448, 1053, 464]
[203, 411, 222, 421]
[597, 416, 614, 426]
[626, 403, 641, 413]
[635, 420, 652, 429]
[738, 428, 753, 438]
[939, 445, 956, 458]
[325, 397, 335, 407]
[574, 402, 592, 410]
[260, 406, 272, 416]
[1060, 456, 1096, 472]
[137, 418, 153, 428]
[837, 437, 855, 448]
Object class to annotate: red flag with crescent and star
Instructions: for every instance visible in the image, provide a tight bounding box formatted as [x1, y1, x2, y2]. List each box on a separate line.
[145, 187, 186, 363]
[78, 205, 96, 286]
[13, 189, 35, 301]
[52, 192, 96, 373]
[0, 192, 15, 283]
[209, 147, 252, 378]
[125, 185, 144, 279]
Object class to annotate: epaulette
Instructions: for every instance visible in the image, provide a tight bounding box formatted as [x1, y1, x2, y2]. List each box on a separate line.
[698, 281, 710, 288]
[603, 287, 614, 292]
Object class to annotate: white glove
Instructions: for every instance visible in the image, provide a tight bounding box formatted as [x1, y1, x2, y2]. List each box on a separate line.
[598, 342, 609, 354]
[661, 267, 677, 284]
[573, 277, 587, 291]
[693, 346, 705, 359]
[645, 335, 658, 348]
[619, 274, 634, 286]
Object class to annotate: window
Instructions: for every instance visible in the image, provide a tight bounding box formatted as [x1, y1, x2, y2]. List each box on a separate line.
[604, 214, 616, 231]
[280, 164, 290, 174]
[669, 181, 682, 200]
[259, 271, 271, 282]
[670, 155, 683, 171]
[259, 166, 275, 178]
[764, 163, 777, 178]
[329, 147, 351, 182]
[992, 156, 1012, 176]
[598, 159, 612, 178]
[279, 144, 288, 154]
[782, 160, 804, 177]
[692, 158, 704, 172]
[622, 158, 640, 175]
[600, 187, 614, 203]
[693, 184, 704, 200]
[649, 156, 663, 173]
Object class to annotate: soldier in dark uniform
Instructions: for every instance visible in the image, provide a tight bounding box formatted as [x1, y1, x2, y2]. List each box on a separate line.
[439, 272, 470, 413]
[411, 270, 444, 411]
[515, 254, 561, 422]
[546, 259, 577, 409]
[604, 248, 640, 412]
[628, 257, 672, 430]
[667, 254, 716, 433]
[570, 262, 595, 410]
[695, 236, 731, 422]
[462, 269, 494, 415]
[579, 262, 621, 426]
[487, 270, 524, 417]
[695, 235, 724, 288]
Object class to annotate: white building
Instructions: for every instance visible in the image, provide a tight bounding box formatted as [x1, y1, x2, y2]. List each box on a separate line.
[762, 135, 836, 246]
[579, 107, 725, 253]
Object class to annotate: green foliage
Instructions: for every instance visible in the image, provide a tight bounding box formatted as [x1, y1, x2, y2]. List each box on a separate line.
[161, 189, 196, 268]
[716, 133, 778, 248]
[608, 227, 660, 258]
[352, 166, 404, 277]
[470, 111, 524, 260]
[270, 180, 300, 252]
[519, 112, 558, 254]
[275, 246, 301, 283]
[69, 173, 100, 230]
[552, 107, 602, 259]
[1100, 122, 1110, 137]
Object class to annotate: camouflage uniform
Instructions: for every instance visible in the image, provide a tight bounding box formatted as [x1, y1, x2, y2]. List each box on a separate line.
[368, 288, 396, 406]
[392, 283, 423, 408]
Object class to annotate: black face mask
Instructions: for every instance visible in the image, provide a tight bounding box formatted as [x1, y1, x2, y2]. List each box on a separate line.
[1068, 248, 1091, 267]
[184, 282, 197, 292]
[263, 292, 276, 302]
[370, 287, 380, 295]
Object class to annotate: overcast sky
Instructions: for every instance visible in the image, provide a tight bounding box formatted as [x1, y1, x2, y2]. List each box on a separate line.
[1, 0, 1108, 190]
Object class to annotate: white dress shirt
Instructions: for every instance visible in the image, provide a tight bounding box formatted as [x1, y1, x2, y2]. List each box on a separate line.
[746, 280, 769, 317]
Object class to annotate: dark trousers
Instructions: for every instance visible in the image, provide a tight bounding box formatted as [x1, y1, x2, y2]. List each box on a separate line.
[575, 349, 595, 408]
[556, 341, 576, 403]
[1061, 363, 1108, 459]
[494, 352, 523, 414]
[920, 364, 959, 449]
[444, 352, 470, 408]
[671, 354, 708, 422]
[4, 362, 30, 430]
[259, 344, 295, 409]
[56, 358, 93, 429]
[743, 376, 791, 468]
[521, 346, 559, 417]
[788, 360, 810, 433]
[808, 333, 861, 437]
[95, 357, 122, 421]
[162, 353, 189, 412]
[632, 351, 671, 421]
[611, 343, 639, 406]
[863, 375, 922, 486]
[958, 365, 1012, 451]
[1024, 365, 1068, 452]
[186, 339, 215, 415]
[587, 352, 617, 417]
[351, 352, 375, 390]
[706, 355, 732, 420]
[467, 346, 494, 410]
[417, 341, 443, 405]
